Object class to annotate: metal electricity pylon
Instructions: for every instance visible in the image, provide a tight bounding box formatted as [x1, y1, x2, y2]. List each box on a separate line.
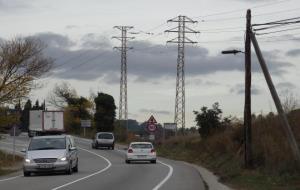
[112, 26, 134, 121]
[165, 16, 199, 133]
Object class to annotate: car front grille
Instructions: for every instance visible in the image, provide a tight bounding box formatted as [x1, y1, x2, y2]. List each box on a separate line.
[33, 158, 57, 163]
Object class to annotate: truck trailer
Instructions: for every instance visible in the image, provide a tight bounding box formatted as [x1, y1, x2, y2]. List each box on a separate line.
[28, 110, 64, 137]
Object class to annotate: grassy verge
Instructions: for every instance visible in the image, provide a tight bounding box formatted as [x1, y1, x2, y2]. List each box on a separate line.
[156, 134, 300, 190]
[0, 150, 23, 176]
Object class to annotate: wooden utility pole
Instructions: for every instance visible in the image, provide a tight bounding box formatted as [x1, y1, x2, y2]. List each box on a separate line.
[250, 31, 300, 162]
[244, 9, 253, 168]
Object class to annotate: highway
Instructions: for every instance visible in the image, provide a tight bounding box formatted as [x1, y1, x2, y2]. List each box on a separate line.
[0, 134, 205, 190]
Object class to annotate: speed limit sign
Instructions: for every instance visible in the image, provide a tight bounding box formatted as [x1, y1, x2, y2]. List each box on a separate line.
[146, 115, 157, 132]
[147, 123, 157, 132]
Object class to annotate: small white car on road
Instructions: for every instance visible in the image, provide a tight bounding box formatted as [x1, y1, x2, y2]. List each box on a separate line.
[125, 142, 156, 164]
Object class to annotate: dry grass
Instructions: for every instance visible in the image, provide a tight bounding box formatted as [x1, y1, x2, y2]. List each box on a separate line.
[157, 110, 300, 189]
[0, 150, 23, 176]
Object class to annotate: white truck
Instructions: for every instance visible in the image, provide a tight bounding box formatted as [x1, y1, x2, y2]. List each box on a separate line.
[28, 110, 64, 137]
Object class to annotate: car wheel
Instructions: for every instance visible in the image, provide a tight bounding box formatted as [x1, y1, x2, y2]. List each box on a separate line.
[66, 162, 72, 175]
[151, 160, 156, 164]
[23, 170, 30, 177]
[73, 159, 78, 173]
[125, 160, 130, 164]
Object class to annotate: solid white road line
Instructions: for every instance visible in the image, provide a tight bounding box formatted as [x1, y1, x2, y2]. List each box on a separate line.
[73, 137, 92, 144]
[115, 149, 174, 190]
[51, 147, 112, 190]
[0, 175, 23, 182]
[152, 160, 173, 190]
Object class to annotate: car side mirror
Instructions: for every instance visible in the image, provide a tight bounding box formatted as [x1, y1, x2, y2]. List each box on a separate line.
[69, 147, 77, 151]
[21, 148, 26, 153]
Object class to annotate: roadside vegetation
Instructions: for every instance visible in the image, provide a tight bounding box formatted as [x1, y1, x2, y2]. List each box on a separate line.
[157, 103, 300, 190]
[0, 150, 23, 176]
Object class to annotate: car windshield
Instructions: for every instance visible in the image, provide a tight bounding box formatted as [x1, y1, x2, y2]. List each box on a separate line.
[98, 133, 113, 139]
[28, 137, 66, 150]
[131, 144, 152, 149]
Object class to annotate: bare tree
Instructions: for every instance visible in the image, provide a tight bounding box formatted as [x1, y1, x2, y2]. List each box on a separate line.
[48, 82, 77, 109]
[0, 38, 53, 104]
[280, 89, 299, 113]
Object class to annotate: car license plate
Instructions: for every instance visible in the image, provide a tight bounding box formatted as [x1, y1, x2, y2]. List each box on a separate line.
[38, 164, 53, 169]
[137, 155, 146, 158]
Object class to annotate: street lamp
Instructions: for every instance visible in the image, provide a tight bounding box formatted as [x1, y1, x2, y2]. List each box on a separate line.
[221, 47, 252, 168]
[221, 49, 244, 55]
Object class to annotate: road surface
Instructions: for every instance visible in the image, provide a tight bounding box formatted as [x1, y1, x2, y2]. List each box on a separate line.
[0, 134, 205, 190]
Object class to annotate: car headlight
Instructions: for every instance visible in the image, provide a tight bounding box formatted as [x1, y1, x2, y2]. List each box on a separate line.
[59, 157, 67, 161]
[25, 159, 31, 163]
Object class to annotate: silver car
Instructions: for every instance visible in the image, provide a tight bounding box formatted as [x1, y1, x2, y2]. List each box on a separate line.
[125, 142, 156, 164]
[92, 132, 115, 150]
[23, 135, 78, 176]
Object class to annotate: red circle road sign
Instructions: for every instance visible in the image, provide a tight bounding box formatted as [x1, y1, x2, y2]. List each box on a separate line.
[147, 123, 157, 132]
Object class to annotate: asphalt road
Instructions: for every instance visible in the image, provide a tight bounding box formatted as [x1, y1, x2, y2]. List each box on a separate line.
[0, 134, 205, 190]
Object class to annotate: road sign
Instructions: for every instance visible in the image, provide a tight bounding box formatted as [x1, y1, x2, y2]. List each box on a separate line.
[147, 123, 157, 132]
[164, 123, 177, 131]
[149, 134, 155, 141]
[81, 120, 91, 128]
[147, 115, 157, 132]
[147, 115, 157, 124]
[9, 125, 21, 136]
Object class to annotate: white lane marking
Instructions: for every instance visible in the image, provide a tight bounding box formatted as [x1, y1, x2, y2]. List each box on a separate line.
[74, 137, 92, 143]
[0, 175, 22, 182]
[152, 161, 173, 190]
[73, 137, 92, 145]
[51, 147, 112, 190]
[115, 149, 174, 190]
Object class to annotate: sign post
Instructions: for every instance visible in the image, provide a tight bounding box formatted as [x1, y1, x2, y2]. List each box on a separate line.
[147, 115, 157, 141]
[163, 123, 177, 141]
[13, 125, 16, 162]
[81, 120, 91, 137]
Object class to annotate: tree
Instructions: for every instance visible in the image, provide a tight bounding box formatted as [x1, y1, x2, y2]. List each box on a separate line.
[20, 99, 32, 131]
[64, 96, 93, 133]
[48, 82, 77, 109]
[280, 90, 299, 113]
[194, 102, 229, 138]
[94, 92, 116, 132]
[0, 38, 53, 104]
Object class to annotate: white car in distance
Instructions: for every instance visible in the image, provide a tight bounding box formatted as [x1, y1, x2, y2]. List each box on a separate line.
[125, 142, 156, 164]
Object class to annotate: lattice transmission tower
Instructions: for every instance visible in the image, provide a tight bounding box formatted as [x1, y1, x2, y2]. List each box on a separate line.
[112, 26, 134, 121]
[165, 16, 199, 132]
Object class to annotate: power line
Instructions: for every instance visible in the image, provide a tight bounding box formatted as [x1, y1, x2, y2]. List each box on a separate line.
[194, 0, 291, 19]
[53, 50, 92, 70]
[253, 20, 300, 31]
[201, 30, 244, 34]
[200, 26, 243, 31]
[144, 22, 167, 32]
[198, 40, 243, 44]
[252, 16, 300, 26]
[256, 26, 300, 35]
[38, 51, 109, 83]
[201, 7, 300, 23]
[67, 51, 108, 71]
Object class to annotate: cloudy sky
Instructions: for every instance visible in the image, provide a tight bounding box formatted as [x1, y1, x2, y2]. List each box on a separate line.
[1, 0, 300, 127]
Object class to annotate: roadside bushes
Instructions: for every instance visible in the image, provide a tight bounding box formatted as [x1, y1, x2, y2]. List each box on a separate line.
[159, 110, 300, 176]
